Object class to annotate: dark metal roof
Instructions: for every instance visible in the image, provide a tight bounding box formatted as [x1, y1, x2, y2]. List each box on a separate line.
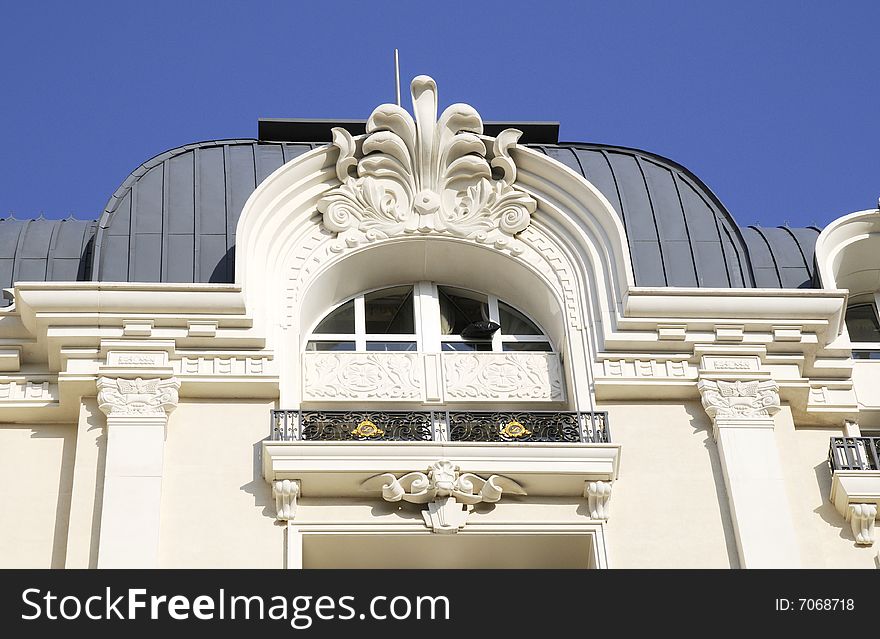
[258, 119, 561, 145]
[92, 140, 322, 283]
[0, 136, 821, 291]
[0, 216, 97, 305]
[742, 225, 820, 288]
[536, 143, 755, 287]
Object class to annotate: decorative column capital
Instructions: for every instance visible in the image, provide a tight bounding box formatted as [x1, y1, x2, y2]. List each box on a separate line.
[273, 479, 301, 521]
[697, 378, 780, 421]
[97, 376, 180, 418]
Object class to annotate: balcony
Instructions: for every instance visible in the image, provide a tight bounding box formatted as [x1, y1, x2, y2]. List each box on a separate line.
[270, 409, 610, 443]
[827, 437, 880, 546]
[829, 437, 880, 471]
[262, 409, 621, 519]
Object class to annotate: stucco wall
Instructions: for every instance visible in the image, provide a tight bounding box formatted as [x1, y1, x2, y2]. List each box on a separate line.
[0, 421, 76, 567]
[775, 409, 878, 568]
[600, 401, 739, 568]
[157, 398, 283, 568]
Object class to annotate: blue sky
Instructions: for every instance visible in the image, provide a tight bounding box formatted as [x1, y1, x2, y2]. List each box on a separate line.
[0, 1, 877, 228]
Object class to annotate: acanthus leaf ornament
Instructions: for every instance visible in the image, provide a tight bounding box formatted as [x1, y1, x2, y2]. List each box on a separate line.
[697, 378, 781, 420]
[317, 75, 537, 254]
[97, 376, 180, 418]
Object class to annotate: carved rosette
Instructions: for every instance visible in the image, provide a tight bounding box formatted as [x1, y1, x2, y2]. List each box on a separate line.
[317, 75, 537, 255]
[697, 378, 780, 420]
[97, 377, 180, 418]
[361, 459, 526, 533]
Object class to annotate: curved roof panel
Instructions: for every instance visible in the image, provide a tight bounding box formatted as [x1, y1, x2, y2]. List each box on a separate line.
[0, 136, 822, 292]
[0, 216, 97, 304]
[92, 140, 321, 283]
[536, 144, 753, 287]
[742, 225, 820, 288]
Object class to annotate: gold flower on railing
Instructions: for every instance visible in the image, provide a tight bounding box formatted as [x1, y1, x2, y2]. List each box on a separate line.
[351, 420, 384, 438]
[500, 420, 531, 438]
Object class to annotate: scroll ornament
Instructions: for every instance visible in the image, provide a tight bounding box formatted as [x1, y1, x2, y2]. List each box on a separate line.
[317, 75, 537, 255]
[362, 459, 526, 533]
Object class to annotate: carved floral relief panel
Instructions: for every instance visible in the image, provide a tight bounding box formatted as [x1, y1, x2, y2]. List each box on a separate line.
[302, 351, 565, 403]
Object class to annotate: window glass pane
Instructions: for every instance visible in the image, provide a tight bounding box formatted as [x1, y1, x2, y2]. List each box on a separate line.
[313, 300, 355, 334]
[502, 341, 552, 352]
[364, 286, 414, 334]
[366, 341, 417, 352]
[441, 341, 493, 352]
[498, 301, 542, 335]
[306, 341, 356, 352]
[845, 304, 880, 342]
[438, 286, 489, 335]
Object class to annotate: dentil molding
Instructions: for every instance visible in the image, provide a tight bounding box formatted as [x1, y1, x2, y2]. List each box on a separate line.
[96, 376, 180, 418]
[361, 459, 526, 534]
[317, 75, 536, 255]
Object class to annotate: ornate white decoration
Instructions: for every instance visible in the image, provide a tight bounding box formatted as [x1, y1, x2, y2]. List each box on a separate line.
[849, 503, 877, 546]
[317, 75, 536, 254]
[362, 459, 526, 534]
[697, 378, 780, 420]
[273, 479, 301, 521]
[0, 380, 55, 401]
[585, 481, 612, 520]
[96, 376, 180, 417]
[443, 352, 563, 401]
[303, 352, 422, 400]
[175, 356, 270, 376]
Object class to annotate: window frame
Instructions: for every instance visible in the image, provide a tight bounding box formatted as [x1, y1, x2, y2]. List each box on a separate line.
[845, 299, 880, 351]
[305, 282, 553, 354]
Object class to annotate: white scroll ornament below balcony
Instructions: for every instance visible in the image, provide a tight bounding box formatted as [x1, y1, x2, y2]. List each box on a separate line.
[362, 459, 526, 534]
[317, 75, 536, 255]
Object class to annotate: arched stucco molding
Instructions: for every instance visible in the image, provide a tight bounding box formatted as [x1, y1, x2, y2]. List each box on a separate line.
[815, 208, 880, 298]
[234, 76, 636, 405]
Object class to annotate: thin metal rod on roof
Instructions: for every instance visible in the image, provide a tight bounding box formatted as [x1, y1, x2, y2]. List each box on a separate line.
[394, 48, 401, 107]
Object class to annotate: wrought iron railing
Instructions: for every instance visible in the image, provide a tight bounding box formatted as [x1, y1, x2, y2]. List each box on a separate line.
[828, 437, 880, 471]
[271, 410, 610, 444]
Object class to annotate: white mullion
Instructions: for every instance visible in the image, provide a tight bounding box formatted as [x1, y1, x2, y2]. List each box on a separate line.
[418, 281, 441, 353]
[354, 295, 366, 351]
[488, 295, 502, 352]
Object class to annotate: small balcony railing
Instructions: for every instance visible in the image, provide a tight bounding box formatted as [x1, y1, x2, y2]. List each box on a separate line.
[828, 437, 880, 471]
[271, 410, 610, 444]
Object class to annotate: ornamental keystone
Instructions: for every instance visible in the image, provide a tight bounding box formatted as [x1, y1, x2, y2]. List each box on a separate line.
[318, 75, 536, 255]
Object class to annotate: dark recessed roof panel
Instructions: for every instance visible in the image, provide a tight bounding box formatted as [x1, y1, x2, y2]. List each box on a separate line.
[0, 126, 823, 291]
[0, 216, 98, 304]
[742, 225, 820, 289]
[92, 140, 321, 283]
[259, 119, 560, 145]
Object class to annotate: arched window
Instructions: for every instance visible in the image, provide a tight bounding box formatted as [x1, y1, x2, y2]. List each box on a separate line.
[306, 283, 552, 353]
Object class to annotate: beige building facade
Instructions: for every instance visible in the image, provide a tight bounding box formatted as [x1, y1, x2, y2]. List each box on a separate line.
[1, 76, 878, 569]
